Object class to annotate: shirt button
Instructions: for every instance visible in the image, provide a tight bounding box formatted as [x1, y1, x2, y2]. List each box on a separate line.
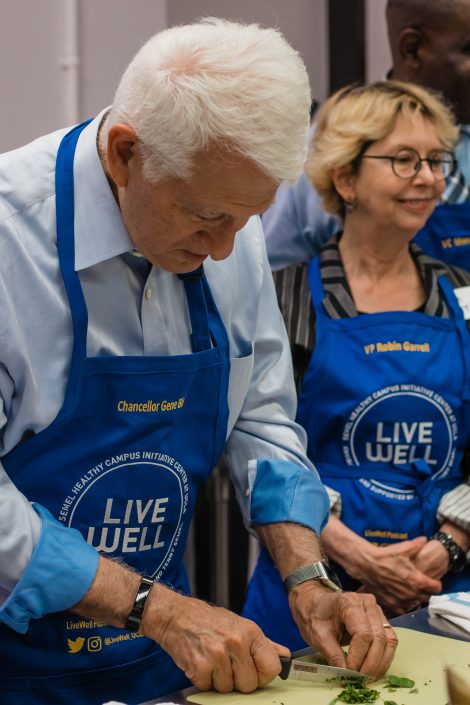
[145, 287, 152, 301]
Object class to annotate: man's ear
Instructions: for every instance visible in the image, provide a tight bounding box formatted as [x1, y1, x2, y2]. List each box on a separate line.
[331, 164, 356, 204]
[106, 124, 138, 187]
[398, 28, 423, 72]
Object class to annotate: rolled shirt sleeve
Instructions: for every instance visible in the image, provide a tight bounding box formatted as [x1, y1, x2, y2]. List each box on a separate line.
[0, 503, 99, 634]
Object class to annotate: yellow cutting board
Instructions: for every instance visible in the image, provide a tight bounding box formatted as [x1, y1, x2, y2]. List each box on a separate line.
[188, 628, 470, 705]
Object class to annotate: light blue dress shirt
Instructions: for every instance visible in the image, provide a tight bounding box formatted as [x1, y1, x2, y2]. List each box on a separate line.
[0, 112, 329, 632]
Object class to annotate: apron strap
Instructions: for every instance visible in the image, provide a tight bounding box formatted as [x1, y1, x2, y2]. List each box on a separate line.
[178, 266, 212, 352]
[55, 120, 93, 396]
[178, 266, 231, 465]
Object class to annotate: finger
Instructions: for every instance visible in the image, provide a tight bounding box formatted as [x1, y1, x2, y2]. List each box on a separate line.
[346, 598, 398, 680]
[211, 651, 235, 694]
[185, 655, 216, 692]
[250, 635, 286, 689]
[413, 573, 442, 600]
[392, 536, 428, 552]
[342, 594, 384, 675]
[268, 638, 291, 658]
[308, 623, 348, 668]
[361, 622, 398, 679]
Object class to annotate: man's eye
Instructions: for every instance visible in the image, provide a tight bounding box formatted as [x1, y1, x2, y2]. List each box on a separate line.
[200, 214, 223, 222]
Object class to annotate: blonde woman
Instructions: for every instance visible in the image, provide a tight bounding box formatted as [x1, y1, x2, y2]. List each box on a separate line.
[244, 81, 470, 651]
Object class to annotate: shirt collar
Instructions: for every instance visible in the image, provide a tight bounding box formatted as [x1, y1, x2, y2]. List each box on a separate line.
[320, 233, 447, 318]
[73, 108, 134, 271]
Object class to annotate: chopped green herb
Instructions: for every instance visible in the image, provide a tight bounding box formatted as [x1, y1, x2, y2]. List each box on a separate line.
[383, 701, 398, 705]
[387, 675, 415, 688]
[334, 682, 380, 703]
[409, 688, 419, 694]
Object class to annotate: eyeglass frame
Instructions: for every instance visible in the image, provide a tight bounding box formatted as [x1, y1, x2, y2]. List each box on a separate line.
[358, 147, 455, 181]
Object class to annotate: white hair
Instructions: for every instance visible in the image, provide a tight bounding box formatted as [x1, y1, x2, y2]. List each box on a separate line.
[103, 17, 311, 184]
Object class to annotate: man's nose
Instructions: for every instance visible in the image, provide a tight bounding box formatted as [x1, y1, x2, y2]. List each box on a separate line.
[204, 221, 239, 261]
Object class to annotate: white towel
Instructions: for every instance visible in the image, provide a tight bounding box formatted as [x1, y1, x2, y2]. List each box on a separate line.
[428, 591, 470, 634]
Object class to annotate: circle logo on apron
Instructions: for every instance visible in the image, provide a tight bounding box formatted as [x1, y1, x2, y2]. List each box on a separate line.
[58, 451, 189, 580]
[343, 384, 457, 491]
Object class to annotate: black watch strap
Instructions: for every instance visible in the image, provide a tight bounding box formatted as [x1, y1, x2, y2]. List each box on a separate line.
[432, 531, 467, 574]
[125, 575, 154, 632]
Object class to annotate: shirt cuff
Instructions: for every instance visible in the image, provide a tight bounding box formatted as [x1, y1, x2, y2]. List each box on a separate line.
[0, 504, 99, 634]
[249, 458, 330, 533]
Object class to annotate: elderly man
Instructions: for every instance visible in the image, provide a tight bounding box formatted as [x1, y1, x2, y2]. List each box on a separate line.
[265, 0, 470, 270]
[0, 18, 395, 705]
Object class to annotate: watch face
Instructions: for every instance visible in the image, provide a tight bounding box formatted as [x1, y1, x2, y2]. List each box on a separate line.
[320, 565, 342, 591]
[328, 568, 343, 591]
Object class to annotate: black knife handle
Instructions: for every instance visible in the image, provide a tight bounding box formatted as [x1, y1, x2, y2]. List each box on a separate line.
[279, 656, 291, 680]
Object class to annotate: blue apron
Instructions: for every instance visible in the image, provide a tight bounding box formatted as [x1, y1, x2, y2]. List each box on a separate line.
[244, 255, 470, 650]
[0, 122, 231, 704]
[415, 201, 470, 269]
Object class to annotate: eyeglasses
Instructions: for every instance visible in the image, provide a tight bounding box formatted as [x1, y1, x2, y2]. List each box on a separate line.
[359, 147, 455, 180]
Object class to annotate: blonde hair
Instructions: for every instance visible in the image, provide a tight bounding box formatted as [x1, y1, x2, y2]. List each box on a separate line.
[307, 80, 458, 216]
[103, 18, 311, 184]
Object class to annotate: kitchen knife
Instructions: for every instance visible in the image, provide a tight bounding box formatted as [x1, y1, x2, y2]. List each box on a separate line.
[279, 652, 371, 685]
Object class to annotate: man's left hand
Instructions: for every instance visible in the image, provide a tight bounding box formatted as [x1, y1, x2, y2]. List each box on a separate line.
[288, 581, 397, 680]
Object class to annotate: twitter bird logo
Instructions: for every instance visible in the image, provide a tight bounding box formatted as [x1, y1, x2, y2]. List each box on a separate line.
[67, 637, 85, 654]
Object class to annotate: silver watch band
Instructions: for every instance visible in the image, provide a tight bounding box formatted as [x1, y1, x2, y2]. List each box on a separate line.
[284, 561, 343, 594]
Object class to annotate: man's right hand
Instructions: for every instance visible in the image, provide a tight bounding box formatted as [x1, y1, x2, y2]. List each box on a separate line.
[142, 582, 289, 693]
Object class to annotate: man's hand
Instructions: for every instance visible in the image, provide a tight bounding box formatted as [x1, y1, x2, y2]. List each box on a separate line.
[72, 556, 288, 694]
[143, 583, 290, 693]
[288, 581, 397, 680]
[255, 521, 399, 680]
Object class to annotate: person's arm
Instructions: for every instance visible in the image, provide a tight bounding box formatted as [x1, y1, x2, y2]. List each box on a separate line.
[73, 555, 288, 694]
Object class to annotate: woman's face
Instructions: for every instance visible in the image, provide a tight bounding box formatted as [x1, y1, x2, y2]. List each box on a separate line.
[347, 112, 446, 237]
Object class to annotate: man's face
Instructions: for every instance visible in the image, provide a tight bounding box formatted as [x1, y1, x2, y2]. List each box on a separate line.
[416, 4, 470, 124]
[117, 145, 278, 273]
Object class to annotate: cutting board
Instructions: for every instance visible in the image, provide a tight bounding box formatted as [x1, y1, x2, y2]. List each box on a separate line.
[188, 628, 470, 705]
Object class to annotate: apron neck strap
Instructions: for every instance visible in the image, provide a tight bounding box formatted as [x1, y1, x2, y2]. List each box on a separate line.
[178, 267, 212, 352]
[55, 120, 92, 376]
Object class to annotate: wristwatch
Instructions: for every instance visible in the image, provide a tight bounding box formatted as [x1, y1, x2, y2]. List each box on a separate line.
[432, 531, 467, 574]
[125, 575, 154, 632]
[284, 561, 343, 594]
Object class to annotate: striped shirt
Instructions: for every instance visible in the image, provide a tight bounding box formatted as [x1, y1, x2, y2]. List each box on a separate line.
[273, 235, 470, 533]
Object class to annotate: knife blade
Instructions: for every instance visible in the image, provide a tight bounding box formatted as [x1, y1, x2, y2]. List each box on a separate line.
[279, 652, 371, 685]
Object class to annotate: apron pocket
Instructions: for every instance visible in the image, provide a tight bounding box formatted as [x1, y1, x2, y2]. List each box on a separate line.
[226, 342, 254, 435]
